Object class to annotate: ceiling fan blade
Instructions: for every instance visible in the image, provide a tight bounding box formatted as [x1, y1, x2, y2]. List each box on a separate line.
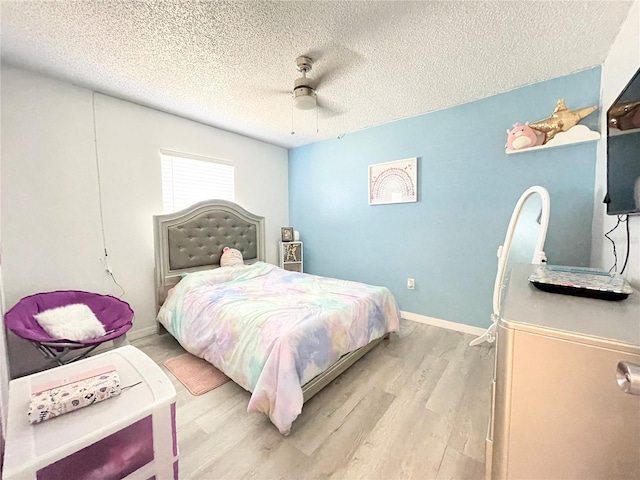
[308, 71, 328, 90]
[258, 87, 291, 96]
[302, 49, 323, 63]
[307, 44, 365, 91]
[317, 98, 345, 117]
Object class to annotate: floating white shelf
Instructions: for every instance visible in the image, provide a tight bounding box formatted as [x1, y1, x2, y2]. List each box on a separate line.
[506, 125, 600, 155]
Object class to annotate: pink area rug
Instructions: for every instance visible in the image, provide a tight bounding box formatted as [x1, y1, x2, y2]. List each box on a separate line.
[164, 353, 230, 396]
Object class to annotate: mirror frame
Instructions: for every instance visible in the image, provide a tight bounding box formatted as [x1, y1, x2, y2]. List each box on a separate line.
[470, 186, 550, 346]
[492, 185, 550, 317]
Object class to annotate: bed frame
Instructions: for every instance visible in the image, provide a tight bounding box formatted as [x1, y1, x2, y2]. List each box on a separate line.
[153, 199, 387, 403]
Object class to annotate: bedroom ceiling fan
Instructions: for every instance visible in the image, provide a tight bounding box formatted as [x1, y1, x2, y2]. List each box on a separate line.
[273, 54, 344, 118]
[292, 55, 318, 111]
[282, 55, 345, 135]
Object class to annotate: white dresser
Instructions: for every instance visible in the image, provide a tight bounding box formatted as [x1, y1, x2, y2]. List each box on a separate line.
[488, 264, 640, 480]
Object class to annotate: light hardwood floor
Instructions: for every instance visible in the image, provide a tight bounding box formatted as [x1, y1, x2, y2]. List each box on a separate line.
[132, 320, 494, 480]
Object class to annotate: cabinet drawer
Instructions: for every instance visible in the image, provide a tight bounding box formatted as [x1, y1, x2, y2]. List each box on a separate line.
[507, 331, 640, 479]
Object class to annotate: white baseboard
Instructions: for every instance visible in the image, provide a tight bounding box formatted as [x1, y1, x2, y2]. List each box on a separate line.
[115, 317, 484, 342]
[109, 317, 484, 344]
[127, 325, 158, 341]
[400, 310, 485, 336]
[87, 326, 157, 358]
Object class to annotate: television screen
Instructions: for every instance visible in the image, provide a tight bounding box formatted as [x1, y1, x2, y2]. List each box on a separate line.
[607, 67, 640, 215]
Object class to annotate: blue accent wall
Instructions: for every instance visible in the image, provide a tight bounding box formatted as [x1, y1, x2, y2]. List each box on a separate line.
[289, 67, 600, 328]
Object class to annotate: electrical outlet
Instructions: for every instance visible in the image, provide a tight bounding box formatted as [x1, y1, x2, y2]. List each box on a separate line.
[407, 278, 415, 290]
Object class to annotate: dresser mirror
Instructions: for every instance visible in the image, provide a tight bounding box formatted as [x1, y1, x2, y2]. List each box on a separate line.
[470, 186, 550, 346]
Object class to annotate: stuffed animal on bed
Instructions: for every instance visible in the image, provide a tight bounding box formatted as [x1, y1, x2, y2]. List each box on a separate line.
[220, 246, 244, 267]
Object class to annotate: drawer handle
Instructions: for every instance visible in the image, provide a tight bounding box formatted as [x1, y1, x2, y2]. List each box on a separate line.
[617, 361, 640, 396]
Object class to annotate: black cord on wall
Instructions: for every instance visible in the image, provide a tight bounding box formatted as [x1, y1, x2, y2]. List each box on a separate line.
[606, 215, 630, 274]
[620, 215, 630, 274]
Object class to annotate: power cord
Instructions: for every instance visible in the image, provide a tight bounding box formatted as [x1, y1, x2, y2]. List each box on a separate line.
[99, 256, 125, 298]
[621, 215, 630, 274]
[93, 92, 125, 298]
[606, 215, 630, 274]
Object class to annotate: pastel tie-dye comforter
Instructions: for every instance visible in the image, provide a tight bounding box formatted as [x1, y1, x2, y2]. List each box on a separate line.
[157, 262, 400, 434]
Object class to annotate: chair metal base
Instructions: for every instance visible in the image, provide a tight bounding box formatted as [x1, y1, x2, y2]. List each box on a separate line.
[33, 341, 102, 366]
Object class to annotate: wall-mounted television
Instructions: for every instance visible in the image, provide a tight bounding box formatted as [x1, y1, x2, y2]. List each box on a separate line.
[606, 67, 640, 216]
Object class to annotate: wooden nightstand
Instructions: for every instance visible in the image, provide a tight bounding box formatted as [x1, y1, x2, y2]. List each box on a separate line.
[279, 241, 303, 273]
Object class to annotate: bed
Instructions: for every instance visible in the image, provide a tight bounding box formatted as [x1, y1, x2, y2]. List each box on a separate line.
[153, 199, 400, 434]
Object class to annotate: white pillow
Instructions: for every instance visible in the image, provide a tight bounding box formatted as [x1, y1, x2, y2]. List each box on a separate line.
[34, 303, 106, 342]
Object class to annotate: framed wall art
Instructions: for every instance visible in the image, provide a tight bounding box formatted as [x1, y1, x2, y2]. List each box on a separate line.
[368, 157, 418, 205]
[281, 227, 294, 242]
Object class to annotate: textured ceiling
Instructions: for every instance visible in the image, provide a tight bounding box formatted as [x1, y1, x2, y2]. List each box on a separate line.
[0, 1, 633, 148]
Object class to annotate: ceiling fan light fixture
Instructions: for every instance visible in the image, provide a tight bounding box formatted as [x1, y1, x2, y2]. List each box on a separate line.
[294, 94, 317, 110]
[293, 86, 317, 110]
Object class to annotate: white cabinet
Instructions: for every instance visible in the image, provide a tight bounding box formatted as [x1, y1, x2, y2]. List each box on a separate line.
[489, 264, 640, 480]
[279, 241, 303, 273]
[3, 346, 177, 480]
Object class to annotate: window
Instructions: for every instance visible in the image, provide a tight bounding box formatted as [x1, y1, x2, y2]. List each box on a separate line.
[161, 152, 235, 213]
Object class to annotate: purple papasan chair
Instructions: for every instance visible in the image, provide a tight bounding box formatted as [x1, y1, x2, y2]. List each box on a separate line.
[5, 291, 134, 366]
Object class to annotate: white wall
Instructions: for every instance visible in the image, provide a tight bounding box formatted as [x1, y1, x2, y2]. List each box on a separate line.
[0, 278, 5, 472]
[592, 0, 640, 287]
[1, 65, 289, 377]
[0, 128, 8, 470]
[0, 267, 7, 470]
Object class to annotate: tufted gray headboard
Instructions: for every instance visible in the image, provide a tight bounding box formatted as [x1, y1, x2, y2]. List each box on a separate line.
[153, 199, 265, 309]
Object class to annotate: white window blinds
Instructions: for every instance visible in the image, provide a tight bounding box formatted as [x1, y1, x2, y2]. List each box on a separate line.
[161, 153, 235, 213]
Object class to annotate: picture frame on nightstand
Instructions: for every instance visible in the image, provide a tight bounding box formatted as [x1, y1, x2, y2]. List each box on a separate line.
[281, 227, 294, 242]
